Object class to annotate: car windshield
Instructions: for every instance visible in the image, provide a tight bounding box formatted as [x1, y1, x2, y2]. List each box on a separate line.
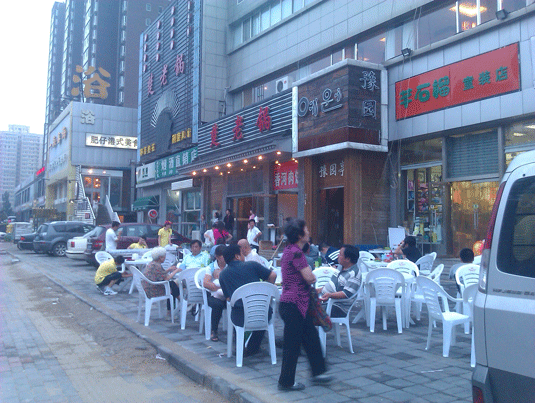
[38, 224, 48, 233]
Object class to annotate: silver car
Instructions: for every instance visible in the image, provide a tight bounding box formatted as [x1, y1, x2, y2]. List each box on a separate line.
[472, 150, 535, 402]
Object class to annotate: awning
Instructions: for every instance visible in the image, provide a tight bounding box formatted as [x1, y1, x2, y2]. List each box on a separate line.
[132, 196, 159, 211]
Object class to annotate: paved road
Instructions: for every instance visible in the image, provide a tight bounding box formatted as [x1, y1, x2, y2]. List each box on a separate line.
[2, 243, 473, 403]
[0, 248, 227, 403]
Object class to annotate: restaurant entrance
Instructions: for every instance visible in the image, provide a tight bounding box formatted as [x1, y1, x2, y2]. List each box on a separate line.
[318, 188, 344, 248]
[228, 196, 264, 240]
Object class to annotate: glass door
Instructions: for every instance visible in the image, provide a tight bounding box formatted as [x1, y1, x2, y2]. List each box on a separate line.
[450, 180, 499, 256]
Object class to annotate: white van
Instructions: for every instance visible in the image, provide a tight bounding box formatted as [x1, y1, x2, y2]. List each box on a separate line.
[472, 150, 535, 402]
[7, 222, 34, 242]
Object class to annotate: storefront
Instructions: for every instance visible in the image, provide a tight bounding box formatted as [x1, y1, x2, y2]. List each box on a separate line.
[389, 24, 535, 256]
[184, 90, 294, 241]
[293, 60, 389, 247]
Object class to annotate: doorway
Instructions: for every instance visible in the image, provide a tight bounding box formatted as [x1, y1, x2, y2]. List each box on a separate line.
[318, 188, 344, 248]
[228, 196, 264, 239]
[450, 180, 499, 256]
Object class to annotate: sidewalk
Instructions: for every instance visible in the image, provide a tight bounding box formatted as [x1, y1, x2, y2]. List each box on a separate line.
[5, 244, 472, 403]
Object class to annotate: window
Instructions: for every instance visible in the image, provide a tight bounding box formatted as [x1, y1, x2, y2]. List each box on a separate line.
[293, 0, 303, 12]
[417, 4, 456, 48]
[282, 0, 292, 18]
[243, 18, 251, 42]
[145, 18, 151, 26]
[271, 1, 282, 25]
[357, 32, 386, 63]
[233, 24, 242, 47]
[501, 0, 526, 13]
[332, 49, 343, 64]
[309, 55, 330, 74]
[146, 3, 151, 12]
[497, 177, 535, 278]
[261, 7, 270, 31]
[251, 13, 260, 36]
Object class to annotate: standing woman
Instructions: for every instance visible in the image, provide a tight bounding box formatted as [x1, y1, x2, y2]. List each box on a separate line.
[277, 218, 331, 391]
[158, 220, 173, 247]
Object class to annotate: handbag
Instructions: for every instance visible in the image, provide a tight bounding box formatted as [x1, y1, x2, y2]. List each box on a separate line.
[308, 287, 332, 332]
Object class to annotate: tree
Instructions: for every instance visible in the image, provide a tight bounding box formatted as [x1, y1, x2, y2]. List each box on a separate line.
[2, 191, 13, 219]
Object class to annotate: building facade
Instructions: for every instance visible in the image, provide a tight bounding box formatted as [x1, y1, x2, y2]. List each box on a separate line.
[0, 125, 43, 207]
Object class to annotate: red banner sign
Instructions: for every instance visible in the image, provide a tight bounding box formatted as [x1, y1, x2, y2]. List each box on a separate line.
[395, 43, 520, 120]
[273, 160, 298, 191]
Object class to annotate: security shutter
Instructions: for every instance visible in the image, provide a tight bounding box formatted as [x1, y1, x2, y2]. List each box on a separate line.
[446, 131, 499, 180]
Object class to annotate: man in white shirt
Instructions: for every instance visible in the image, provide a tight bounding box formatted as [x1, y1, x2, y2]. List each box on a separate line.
[238, 239, 268, 268]
[179, 240, 211, 270]
[105, 221, 121, 251]
[246, 219, 262, 252]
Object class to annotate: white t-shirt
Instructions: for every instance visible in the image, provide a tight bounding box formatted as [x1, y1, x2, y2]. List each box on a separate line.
[244, 249, 268, 267]
[247, 226, 261, 246]
[105, 228, 118, 251]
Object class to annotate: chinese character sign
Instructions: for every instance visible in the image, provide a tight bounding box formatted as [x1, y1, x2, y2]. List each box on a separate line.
[395, 43, 519, 120]
[72, 66, 111, 99]
[85, 133, 137, 150]
[273, 160, 298, 191]
[155, 146, 198, 179]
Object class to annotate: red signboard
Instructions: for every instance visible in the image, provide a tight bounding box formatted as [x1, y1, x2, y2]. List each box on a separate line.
[273, 160, 298, 191]
[395, 43, 520, 120]
[35, 167, 45, 176]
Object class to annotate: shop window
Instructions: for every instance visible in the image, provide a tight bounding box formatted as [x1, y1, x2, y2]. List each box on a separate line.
[332, 49, 343, 64]
[110, 177, 122, 208]
[309, 55, 330, 74]
[400, 138, 442, 165]
[344, 44, 355, 59]
[417, 4, 456, 48]
[357, 32, 386, 63]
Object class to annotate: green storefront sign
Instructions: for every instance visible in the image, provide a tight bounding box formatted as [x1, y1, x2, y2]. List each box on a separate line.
[154, 146, 197, 179]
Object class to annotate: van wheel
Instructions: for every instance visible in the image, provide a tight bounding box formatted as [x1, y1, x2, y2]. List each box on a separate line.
[53, 242, 67, 257]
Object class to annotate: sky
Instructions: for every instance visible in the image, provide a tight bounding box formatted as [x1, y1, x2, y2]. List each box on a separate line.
[0, 1, 58, 135]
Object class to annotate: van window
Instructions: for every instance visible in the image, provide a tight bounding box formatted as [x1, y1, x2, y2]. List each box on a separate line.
[53, 224, 67, 232]
[38, 225, 48, 233]
[497, 177, 535, 278]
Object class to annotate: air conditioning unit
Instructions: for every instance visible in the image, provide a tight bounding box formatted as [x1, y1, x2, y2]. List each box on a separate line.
[275, 76, 291, 93]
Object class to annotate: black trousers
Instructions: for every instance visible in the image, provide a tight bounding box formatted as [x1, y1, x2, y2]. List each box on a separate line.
[207, 293, 226, 333]
[97, 271, 122, 287]
[278, 302, 327, 387]
[167, 281, 180, 311]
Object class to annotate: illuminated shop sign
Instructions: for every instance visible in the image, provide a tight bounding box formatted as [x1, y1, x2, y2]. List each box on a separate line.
[85, 133, 138, 149]
[273, 160, 298, 191]
[395, 43, 520, 120]
[154, 146, 198, 179]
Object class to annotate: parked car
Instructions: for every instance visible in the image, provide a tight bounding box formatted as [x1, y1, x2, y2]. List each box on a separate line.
[472, 150, 535, 403]
[7, 222, 34, 243]
[33, 221, 95, 257]
[66, 226, 106, 260]
[18, 232, 38, 251]
[84, 223, 192, 266]
[0, 231, 6, 241]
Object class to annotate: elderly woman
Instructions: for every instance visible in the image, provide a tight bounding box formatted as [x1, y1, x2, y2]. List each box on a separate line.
[203, 244, 227, 341]
[142, 247, 182, 312]
[277, 218, 331, 391]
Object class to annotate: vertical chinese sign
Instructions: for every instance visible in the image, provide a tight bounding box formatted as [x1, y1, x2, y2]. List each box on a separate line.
[395, 43, 520, 120]
[273, 161, 298, 191]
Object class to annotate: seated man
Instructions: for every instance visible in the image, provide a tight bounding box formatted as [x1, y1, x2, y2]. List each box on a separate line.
[302, 242, 320, 269]
[128, 235, 148, 249]
[319, 245, 361, 318]
[94, 255, 130, 296]
[219, 244, 276, 356]
[319, 242, 339, 265]
[393, 235, 421, 263]
[238, 239, 269, 268]
[179, 239, 211, 270]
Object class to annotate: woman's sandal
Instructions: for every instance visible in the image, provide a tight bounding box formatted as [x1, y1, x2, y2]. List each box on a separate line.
[210, 332, 219, 342]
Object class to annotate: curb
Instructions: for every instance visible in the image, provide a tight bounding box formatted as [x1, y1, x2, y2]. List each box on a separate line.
[5, 249, 267, 403]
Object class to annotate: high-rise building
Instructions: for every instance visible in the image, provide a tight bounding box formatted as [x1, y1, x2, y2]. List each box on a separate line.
[0, 125, 43, 206]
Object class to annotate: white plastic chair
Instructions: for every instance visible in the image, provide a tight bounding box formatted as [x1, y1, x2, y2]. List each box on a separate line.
[412, 264, 445, 321]
[226, 282, 279, 367]
[318, 295, 360, 356]
[141, 250, 153, 260]
[95, 251, 113, 265]
[177, 267, 204, 331]
[366, 269, 405, 333]
[312, 266, 338, 289]
[473, 255, 482, 265]
[130, 266, 176, 327]
[193, 267, 227, 340]
[416, 276, 470, 358]
[359, 251, 375, 260]
[415, 252, 437, 276]
[387, 259, 419, 277]
[387, 260, 418, 326]
[455, 264, 480, 333]
[463, 283, 478, 367]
